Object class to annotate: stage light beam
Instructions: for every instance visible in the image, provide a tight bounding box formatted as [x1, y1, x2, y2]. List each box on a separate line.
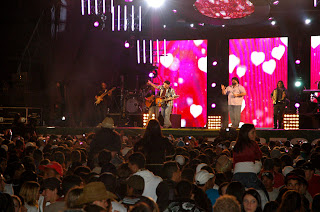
[146, 0, 165, 8]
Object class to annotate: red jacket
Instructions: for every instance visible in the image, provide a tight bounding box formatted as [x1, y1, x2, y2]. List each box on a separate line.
[233, 141, 262, 165]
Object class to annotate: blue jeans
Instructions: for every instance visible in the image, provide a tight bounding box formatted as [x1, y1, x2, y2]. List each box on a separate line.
[161, 105, 172, 128]
[232, 172, 269, 200]
[228, 105, 241, 128]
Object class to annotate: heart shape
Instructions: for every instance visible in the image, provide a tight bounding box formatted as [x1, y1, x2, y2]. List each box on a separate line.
[190, 104, 203, 118]
[198, 56, 207, 73]
[271, 45, 285, 60]
[229, 54, 240, 73]
[280, 37, 288, 46]
[311, 36, 320, 49]
[236, 65, 247, 78]
[193, 40, 204, 46]
[160, 53, 174, 68]
[169, 57, 180, 71]
[262, 59, 276, 75]
[251, 51, 265, 66]
[186, 97, 193, 106]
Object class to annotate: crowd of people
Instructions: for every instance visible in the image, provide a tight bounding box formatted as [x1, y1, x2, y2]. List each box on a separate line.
[0, 117, 320, 212]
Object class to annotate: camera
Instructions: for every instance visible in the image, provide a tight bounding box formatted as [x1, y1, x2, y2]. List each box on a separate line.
[188, 136, 192, 140]
[226, 128, 230, 132]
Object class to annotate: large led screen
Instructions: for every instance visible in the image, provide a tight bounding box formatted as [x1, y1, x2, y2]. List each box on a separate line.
[229, 37, 288, 128]
[311, 36, 320, 90]
[152, 40, 207, 128]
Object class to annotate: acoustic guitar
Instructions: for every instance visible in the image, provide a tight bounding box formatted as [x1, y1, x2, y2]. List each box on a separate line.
[94, 87, 116, 105]
[145, 95, 155, 108]
[155, 95, 180, 107]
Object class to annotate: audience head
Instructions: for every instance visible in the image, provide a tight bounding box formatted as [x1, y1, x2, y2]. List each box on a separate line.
[175, 180, 193, 199]
[128, 153, 146, 173]
[263, 201, 279, 212]
[66, 187, 84, 209]
[242, 188, 262, 212]
[162, 161, 180, 182]
[226, 181, 246, 204]
[213, 194, 241, 212]
[19, 181, 40, 207]
[277, 190, 303, 212]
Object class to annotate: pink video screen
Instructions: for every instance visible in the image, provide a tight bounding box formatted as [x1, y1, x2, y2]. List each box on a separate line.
[311, 36, 320, 89]
[229, 37, 288, 128]
[152, 40, 207, 128]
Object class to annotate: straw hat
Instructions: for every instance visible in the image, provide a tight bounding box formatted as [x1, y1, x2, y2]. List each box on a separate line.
[98, 117, 115, 128]
[77, 182, 116, 204]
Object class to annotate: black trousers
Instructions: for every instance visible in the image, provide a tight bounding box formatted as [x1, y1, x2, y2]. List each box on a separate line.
[273, 103, 285, 129]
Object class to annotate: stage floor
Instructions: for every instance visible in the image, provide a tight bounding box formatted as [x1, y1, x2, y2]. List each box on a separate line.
[36, 127, 320, 143]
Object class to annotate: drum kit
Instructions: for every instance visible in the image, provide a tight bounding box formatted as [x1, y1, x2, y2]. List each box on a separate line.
[123, 89, 148, 114]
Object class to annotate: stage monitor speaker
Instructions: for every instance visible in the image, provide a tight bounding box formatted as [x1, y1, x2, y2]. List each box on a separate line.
[170, 114, 181, 128]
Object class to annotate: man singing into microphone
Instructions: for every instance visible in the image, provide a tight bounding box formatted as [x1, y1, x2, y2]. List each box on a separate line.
[221, 77, 246, 128]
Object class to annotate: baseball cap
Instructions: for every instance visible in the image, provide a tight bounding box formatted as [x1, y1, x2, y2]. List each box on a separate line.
[195, 170, 214, 186]
[261, 171, 274, 180]
[39, 161, 63, 176]
[282, 166, 294, 177]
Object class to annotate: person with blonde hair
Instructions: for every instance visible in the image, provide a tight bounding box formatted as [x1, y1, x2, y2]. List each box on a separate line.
[19, 181, 40, 212]
[213, 194, 241, 212]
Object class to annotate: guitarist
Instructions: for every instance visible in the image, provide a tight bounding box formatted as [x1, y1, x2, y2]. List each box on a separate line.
[95, 82, 113, 122]
[147, 80, 177, 128]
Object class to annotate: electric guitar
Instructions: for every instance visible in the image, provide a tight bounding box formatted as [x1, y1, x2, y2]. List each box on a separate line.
[155, 95, 180, 107]
[94, 87, 116, 105]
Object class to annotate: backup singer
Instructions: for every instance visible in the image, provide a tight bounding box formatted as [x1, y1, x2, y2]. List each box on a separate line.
[221, 77, 246, 128]
[271, 80, 287, 129]
[147, 80, 177, 128]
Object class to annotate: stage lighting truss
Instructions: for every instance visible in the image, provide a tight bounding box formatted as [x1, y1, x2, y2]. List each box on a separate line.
[136, 39, 167, 65]
[208, 116, 222, 130]
[283, 114, 299, 130]
[81, 0, 143, 32]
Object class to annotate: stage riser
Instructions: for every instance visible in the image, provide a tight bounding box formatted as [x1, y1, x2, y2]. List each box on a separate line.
[35, 127, 320, 143]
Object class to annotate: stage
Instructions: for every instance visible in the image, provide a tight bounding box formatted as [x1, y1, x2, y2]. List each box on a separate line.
[36, 127, 320, 143]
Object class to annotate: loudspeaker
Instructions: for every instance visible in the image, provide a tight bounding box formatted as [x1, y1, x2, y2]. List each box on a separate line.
[170, 114, 181, 128]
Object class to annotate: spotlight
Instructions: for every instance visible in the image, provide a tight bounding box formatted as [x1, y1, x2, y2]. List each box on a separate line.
[295, 103, 300, 108]
[295, 60, 301, 65]
[198, 23, 205, 26]
[211, 103, 216, 108]
[172, 9, 177, 13]
[163, 25, 167, 28]
[271, 20, 276, 25]
[273, 0, 279, 5]
[124, 41, 130, 48]
[146, 0, 165, 8]
[305, 19, 311, 25]
[222, 25, 225, 27]
[93, 21, 99, 27]
[295, 81, 302, 87]
[62, 116, 66, 121]
[212, 61, 218, 66]
[211, 83, 217, 88]
[190, 23, 194, 28]
[148, 69, 158, 78]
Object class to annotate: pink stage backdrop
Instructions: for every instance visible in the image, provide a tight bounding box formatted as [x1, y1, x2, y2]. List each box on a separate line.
[229, 37, 288, 128]
[152, 40, 207, 128]
[311, 36, 320, 90]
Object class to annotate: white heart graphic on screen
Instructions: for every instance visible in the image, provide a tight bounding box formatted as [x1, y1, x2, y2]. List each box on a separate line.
[198, 56, 207, 73]
[193, 40, 204, 46]
[280, 37, 288, 46]
[241, 99, 245, 112]
[271, 45, 285, 60]
[262, 59, 276, 75]
[251, 51, 265, 66]
[160, 53, 174, 68]
[311, 36, 320, 49]
[170, 58, 180, 71]
[229, 54, 240, 73]
[186, 97, 193, 106]
[190, 104, 203, 118]
[236, 66, 247, 78]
